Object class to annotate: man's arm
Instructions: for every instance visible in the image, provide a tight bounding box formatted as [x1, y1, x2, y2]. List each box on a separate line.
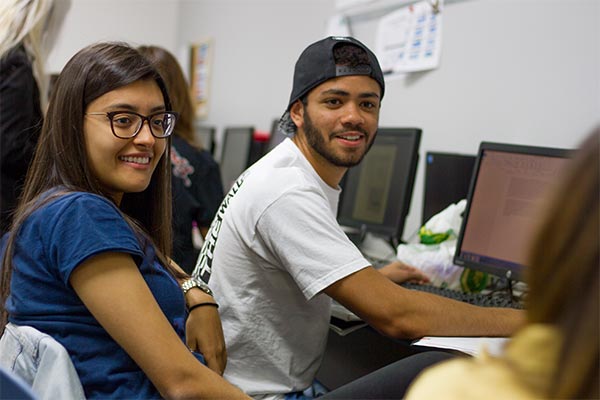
[324, 266, 525, 339]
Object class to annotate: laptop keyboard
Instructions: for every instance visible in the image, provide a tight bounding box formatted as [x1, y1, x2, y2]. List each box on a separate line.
[400, 283, 524, 309]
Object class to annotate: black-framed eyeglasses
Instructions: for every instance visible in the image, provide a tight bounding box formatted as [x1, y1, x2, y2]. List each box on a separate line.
[86, 111, 178, 139]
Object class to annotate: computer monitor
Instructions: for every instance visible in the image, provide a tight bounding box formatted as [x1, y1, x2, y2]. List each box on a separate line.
[194, 124, 216, 155]
[422, 152, 476, 225]
[337, 127, 422, 245]
[454, 142, 572, 282]
[267, 119, 287, 152]
[220, 126, 254, 191]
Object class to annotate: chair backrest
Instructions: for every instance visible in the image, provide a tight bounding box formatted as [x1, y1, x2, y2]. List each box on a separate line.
[0, 365, 37, 400]
[0, 323, 86, 400]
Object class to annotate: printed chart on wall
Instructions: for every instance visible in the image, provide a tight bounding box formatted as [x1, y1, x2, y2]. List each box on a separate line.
[375, 0, 443, 79]
[190, 39, 213, 119]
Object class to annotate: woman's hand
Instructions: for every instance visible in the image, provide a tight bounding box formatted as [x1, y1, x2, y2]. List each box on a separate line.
[378, 261, 430, 285]
[186, 303, 227, 375]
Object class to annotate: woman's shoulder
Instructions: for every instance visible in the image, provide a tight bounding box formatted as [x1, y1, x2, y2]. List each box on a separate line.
[405, 352, 537, 400]
[29, 190, 139, 247]
[42, 190, 118, 210]
[31, 190, 122, 225]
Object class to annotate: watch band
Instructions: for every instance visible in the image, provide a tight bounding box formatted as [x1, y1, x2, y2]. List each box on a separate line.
[181, 277, 214, 297]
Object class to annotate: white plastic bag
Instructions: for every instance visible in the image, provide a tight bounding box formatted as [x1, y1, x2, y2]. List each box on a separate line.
[396, 200, 467, 290]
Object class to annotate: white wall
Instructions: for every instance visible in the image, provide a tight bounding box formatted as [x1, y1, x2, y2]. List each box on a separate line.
[46, 0, 180, 73]
[348, 0, 600, 238]
[45, 0, 600, 240]
[177, 0, 337, 145]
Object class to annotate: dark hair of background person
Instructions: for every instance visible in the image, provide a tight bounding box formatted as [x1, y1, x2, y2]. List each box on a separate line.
[526, 127, 599, 399]
[138, 45, 225, 273]
[0, 42, 185, 332]
[137, 45, 201, 149]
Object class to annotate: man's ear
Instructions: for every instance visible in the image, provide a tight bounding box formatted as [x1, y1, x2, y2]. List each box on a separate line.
[290, 100, 304, 130]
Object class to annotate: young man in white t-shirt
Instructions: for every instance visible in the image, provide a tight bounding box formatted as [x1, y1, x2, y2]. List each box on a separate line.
[192, 36, 525, 400]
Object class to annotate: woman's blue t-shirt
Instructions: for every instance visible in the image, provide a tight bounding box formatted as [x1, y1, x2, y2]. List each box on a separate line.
[4, 191, 200, 399]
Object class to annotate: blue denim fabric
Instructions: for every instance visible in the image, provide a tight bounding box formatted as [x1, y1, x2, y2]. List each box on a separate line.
[0, 323, 85, 400]
[285, 380, 329, 400]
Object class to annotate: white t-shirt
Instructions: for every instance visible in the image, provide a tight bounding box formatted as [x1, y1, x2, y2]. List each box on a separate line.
[194, 139, 370, 399]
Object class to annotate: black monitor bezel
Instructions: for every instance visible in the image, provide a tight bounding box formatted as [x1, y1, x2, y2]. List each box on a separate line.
[337, 127, 422, 243]
[195, 124, 216, 155]
[220, 126, 255, 189]
[422, 151, 476, 225]
[267, 119, 287, 152]
[453, 141, 571, 281]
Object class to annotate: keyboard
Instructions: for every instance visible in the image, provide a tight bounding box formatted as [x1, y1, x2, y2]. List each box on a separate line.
[400, 283, 524, 309]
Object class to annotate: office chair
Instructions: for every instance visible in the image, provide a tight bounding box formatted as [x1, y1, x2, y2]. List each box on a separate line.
[0, 323, 86, 400]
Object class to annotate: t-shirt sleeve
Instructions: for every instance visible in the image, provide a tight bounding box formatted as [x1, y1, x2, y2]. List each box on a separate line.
[255, 187, 369, 299]
[39, 193, 145, 285]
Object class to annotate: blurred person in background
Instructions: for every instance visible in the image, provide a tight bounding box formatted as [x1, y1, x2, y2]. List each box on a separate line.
[139, 45, 224, 274]
[0, 0, 69, 234]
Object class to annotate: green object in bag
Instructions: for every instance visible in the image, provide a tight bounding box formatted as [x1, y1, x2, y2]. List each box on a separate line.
[460, 268, 489, 293]
[419, 226, 453, 245]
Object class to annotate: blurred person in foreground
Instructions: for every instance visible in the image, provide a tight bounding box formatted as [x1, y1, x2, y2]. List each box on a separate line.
[407, 127, 599, 399]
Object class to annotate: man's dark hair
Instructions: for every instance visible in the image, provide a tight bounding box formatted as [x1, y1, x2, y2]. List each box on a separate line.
[333, 43, 370, 68]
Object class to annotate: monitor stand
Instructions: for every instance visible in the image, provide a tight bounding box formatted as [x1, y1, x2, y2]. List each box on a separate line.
[341, 224, 368, 247]
[341, 225, 398, 262]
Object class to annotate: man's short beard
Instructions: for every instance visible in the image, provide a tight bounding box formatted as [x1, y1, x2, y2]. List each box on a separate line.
[303, 109, 375, 168]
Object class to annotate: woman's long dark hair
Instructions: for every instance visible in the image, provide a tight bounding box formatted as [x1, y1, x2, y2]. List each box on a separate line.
[0, 42, 186, 333]
[526, 127, 599, 399]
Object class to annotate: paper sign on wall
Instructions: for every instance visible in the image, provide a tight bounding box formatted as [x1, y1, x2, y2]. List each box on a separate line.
[375, 0, 443, 76]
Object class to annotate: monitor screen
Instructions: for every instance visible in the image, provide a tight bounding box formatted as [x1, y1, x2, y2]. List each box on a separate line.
[454, 142, 572, 281]
[337, 127, 421, 244]
[220, 127, 254, 191]
[267, 119, 287, 152]
[194, 124, 216, 155]
[422, 152, 476, 225]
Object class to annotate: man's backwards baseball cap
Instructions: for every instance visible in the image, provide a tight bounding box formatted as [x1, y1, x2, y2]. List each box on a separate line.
[285, 36, 385, 112]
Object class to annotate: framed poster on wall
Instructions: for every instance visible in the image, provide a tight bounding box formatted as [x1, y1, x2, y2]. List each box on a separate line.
[190, 39, 213, 119]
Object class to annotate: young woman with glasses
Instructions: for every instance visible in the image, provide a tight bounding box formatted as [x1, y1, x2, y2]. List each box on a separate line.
[0, 42, 248, 399]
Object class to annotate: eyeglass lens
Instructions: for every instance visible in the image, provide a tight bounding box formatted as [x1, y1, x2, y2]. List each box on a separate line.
[111, 112, 176, 138]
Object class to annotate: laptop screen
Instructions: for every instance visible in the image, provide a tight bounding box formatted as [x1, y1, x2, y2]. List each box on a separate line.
[453, 142, 571, 281]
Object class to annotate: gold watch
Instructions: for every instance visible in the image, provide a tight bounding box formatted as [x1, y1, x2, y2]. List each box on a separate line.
[181, 277, 214, 297]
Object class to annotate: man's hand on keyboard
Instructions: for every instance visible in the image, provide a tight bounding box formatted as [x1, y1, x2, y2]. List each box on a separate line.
[378, 261, 430, 285]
